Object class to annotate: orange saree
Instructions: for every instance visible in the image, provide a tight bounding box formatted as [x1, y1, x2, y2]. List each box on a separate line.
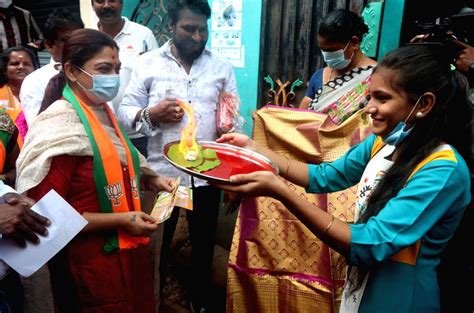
[226, 105, 372, 312]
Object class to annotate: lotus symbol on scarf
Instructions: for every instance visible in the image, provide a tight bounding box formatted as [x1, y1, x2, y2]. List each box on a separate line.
[104, 182, 123, 206]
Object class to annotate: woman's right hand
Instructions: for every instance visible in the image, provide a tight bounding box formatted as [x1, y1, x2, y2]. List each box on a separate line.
[216, 133, 252, 149]
[120, 211, 158, 237]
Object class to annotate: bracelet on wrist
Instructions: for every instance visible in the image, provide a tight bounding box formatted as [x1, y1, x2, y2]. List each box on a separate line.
[323, 215, 335, 235]
[143, 107, 157, 128]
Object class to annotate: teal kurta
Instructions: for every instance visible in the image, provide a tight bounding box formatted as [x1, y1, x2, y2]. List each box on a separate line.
[306, 134, 471, 313]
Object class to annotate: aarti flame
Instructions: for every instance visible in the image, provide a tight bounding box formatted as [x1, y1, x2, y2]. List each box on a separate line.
[177, 100, 199, 161]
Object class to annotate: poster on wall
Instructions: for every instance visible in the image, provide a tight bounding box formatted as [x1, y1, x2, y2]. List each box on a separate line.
[210, 0, 245, 68]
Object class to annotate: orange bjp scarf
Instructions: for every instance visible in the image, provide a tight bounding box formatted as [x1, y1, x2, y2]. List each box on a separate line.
[62, 84, 148, 253]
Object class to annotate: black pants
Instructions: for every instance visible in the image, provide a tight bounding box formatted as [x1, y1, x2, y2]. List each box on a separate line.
[130, 136, 148, 158]
[159, 185, 221, 309]
[0, 271, 24, 313]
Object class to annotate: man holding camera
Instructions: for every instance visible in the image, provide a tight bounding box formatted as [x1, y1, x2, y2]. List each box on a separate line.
[454, 42, 474, 83]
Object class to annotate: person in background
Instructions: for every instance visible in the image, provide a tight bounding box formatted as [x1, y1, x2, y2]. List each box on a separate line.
[20, 9, 84, 125]
[0, 46, 38, 147]
[0, 0, 43, 52]
[215, 45, 472, 312]
[15, 28, 174, 313]
[118, 0, 238, 311]
[92, 0, 158, 157]
[438, 38, 474, 313]
[299, 9, 376, 118]
[454, 42, 474, 85]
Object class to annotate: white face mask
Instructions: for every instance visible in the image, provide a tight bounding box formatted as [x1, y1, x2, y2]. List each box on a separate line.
[0, 0, 12, 9]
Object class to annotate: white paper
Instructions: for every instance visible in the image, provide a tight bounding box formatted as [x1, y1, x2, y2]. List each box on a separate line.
[0, 190, 88, 277]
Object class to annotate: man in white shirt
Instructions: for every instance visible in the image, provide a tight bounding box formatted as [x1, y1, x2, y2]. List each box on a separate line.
[19, 9, 84, 124]
[118, 1, 238, 311]
[0, 181, 50, 313]
[92, 0, 158, 157]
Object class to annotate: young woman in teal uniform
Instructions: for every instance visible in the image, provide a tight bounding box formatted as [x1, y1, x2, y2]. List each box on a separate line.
[213, 45, 472, 312]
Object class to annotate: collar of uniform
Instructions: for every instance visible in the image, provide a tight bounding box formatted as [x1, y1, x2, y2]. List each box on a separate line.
[96, 16, 130, 38]
[118, 16, 132, 36]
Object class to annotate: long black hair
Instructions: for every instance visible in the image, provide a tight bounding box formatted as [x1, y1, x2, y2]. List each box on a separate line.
[39, 28, 118, 113]
[348, 44, 472, 293]
[318, 9, 369, 44]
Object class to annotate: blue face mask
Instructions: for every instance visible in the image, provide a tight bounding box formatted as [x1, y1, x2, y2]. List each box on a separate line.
[77, 67, 120, 104]
[382, 96, 422, 146]
[321, 41, 354, 70]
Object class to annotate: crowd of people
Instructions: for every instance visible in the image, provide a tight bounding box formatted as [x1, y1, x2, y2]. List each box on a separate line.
[0, 1, 472, 313]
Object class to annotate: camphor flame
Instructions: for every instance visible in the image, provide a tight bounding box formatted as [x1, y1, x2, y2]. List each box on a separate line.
[177, 100, 199, 161]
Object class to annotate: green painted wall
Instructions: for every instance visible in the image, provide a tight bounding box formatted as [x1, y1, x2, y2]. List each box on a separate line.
[122, 1, 138, 16]
[378, 0, 406, 59]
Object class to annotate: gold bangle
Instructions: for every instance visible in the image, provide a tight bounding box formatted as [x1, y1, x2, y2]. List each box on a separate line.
[284, 156, 290, 176]
[323, 215, 335, 235]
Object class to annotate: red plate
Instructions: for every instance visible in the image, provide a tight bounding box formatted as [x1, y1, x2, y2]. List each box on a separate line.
[163, 141, 279, 183]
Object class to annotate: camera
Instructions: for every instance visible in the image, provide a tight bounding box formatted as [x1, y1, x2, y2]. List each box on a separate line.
[414, 12, 474, 60]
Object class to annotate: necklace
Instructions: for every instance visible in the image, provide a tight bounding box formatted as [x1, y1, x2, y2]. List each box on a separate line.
[329, 53, 366, 82]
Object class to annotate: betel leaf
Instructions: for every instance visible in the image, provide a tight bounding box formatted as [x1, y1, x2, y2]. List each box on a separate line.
[167, 143, 203, 167]
[167, 143, 221, 173]
[201, 147, 219, 159]
[193, 158, 221, 173]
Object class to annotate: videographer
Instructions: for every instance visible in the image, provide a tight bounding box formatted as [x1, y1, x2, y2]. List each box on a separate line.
[454, 41, 474, 83]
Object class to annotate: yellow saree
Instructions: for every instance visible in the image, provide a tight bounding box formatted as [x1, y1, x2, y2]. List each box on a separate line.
[227, 105, 372, 312]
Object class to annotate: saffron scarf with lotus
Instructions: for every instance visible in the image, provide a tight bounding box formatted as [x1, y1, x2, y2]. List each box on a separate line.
[63, 84, 147, 253]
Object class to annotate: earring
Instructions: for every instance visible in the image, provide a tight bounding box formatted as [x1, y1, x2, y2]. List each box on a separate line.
[415, 112, 423, 118]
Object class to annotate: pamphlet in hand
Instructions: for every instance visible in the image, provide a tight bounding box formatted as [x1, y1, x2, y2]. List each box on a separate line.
[151, 177, 193, 223]
[0, 189, 88, 277]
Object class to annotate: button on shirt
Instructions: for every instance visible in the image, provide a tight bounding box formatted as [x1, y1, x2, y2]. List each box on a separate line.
[118, 40, 238, 187]
[19, 58, 60, 124]
[99, 16, 158, 139]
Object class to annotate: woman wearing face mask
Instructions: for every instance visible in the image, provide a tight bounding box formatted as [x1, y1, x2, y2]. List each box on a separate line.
[215, 45, 472, 312]
[15, 29, 175, 313]
[299, 9, 376, 115]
